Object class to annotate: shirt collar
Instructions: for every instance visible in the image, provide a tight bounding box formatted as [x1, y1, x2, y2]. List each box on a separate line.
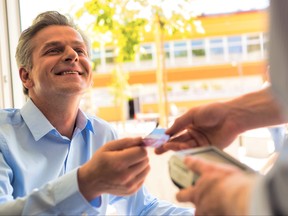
[20, 99, 94, 141]
[20, 99, 55, 141]
[75, 109, 94, 134]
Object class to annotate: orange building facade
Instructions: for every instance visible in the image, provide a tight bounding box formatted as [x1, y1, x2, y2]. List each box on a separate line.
[88, 10, 268, 122]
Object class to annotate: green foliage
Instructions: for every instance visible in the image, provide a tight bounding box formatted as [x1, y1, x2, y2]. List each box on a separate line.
[80, 0, 115, 32]
[75, 0, 200, 64]
[181, 84, 190, 91]
[76, 0, 147, 63]
[167, 86, 173, 92]
[119, 19, 147, 62]
[192, 49, 205, 56]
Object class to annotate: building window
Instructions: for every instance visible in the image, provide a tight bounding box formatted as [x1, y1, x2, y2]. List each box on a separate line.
[228, 36, 242, 54]
[140, 44, 153, 61]
[263, 32, 269, 53]
[246, 34, 261, 54]
[174, 41, 188, 58]
[191, 40, 206, 57]
[92, 50, 101, 69]
[210, 38, 224, 56]
[105, 48, 115, 64]
[164, 43, 170, 58]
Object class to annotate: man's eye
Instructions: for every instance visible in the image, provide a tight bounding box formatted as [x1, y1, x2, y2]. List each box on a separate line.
[46, 49, 61, 54]
[75, 49, 87, 56]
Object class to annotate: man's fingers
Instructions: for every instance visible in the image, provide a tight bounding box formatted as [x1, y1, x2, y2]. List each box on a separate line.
[119, 161, 150, 195]
[130, 164, 150, 186]
[128, 157, 150, 173]
[117, 146, 148, 166]
[105, 137, 143, 151]
[155, 128, 207, 154]
[167, 141, 195, 151]
[184, 157, 211, 176]
[154, 145, 168, 154]
[176, 187, 196, 203]
[154, 141, 194, 154]
[165, 111, 193, 135]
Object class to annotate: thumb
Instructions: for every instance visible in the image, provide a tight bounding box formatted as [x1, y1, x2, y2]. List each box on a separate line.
[166, 111, 194, 136]
[184, 156, 211, 175]
[104, 137, 143, 151]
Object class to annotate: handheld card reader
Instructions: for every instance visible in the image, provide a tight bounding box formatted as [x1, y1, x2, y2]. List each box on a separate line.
[168, 146, 255, 189]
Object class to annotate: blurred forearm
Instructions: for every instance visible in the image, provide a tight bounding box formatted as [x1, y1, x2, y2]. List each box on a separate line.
[226, 87, 286, 134]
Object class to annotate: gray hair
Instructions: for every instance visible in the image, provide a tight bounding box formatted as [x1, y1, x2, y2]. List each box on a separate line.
[15, 11, 90, 95]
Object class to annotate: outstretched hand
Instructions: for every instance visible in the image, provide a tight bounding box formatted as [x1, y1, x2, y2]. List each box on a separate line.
[78, 137, 150, 201]
[155, 102, 241, 154]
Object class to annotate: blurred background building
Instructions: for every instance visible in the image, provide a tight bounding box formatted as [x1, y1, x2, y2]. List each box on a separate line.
[1, 0, 269, 124]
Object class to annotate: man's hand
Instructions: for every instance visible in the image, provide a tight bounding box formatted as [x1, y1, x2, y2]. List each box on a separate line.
[176, 157, 256, 216]
[155, 102, 240, 154]
[156, 88, 285, 155]
[78, 137, 150, 201]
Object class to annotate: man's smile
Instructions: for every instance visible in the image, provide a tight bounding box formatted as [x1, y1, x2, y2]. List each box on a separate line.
[55, 70, 84, 75]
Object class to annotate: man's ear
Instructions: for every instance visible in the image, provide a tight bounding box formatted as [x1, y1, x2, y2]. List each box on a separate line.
[19, 67, 33, 89]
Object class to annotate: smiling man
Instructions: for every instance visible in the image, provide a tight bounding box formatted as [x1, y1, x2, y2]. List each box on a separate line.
[0, 11, 194, 215]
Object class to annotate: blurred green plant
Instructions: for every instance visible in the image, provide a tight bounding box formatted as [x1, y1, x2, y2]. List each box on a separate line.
[181, 84, 190, 91]
[76, 0, 147, 63]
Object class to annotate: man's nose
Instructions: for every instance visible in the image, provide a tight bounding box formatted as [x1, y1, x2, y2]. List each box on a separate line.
[63, 47, 79, 62]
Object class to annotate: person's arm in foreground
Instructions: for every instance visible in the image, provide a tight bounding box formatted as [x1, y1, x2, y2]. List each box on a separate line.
[154, 88, 285, 215]
[157, 1, 288, 215]
[156, 87, 286, 154]
[176, 143, 288, 215]
[176, 157, 257, 215]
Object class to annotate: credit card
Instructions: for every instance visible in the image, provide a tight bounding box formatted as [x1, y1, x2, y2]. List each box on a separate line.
[143, 128, 170, 148]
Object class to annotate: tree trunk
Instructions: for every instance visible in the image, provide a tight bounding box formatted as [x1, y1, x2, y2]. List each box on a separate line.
[154, 15, 169, 128]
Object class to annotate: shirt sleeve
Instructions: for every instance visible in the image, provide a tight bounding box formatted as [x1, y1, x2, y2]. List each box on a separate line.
[269, 0, 288, 116]
[0, 168, 102, 215]
[249, 135, 288, 215]
[249, 176, 272, 215]
[254, 0, 288, 214]
[110, 185, 195, 216]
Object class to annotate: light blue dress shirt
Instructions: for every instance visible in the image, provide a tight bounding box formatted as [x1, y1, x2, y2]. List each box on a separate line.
[0, 99, 194, 215]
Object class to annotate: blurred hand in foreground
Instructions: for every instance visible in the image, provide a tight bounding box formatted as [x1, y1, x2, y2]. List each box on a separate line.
[177, 157, 257, 216]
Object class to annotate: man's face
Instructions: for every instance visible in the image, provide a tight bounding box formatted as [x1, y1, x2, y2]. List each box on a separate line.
[25, 25, 92, 100]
